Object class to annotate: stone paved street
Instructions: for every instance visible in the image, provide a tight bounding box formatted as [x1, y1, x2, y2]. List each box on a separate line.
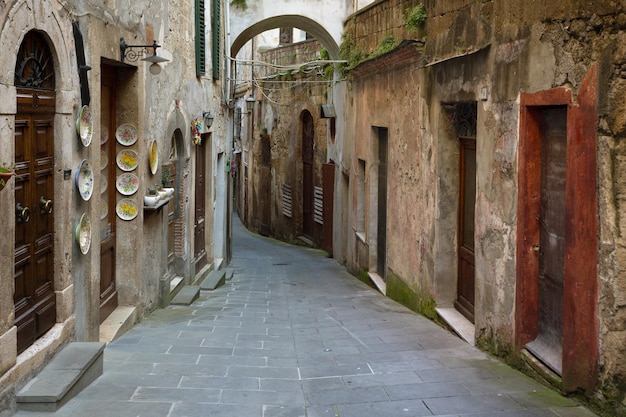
[14, 216, 600, 417]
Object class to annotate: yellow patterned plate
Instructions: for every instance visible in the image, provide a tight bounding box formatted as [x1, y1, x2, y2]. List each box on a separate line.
[116, 149, 138, 172]
[148, 139, 158, 175]
[116, 198, 138, 221]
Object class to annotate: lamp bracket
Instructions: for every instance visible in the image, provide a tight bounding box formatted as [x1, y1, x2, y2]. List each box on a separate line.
[120, 37, 161, 62]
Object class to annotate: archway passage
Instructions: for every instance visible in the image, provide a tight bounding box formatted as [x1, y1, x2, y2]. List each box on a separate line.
[229, 13, 345, 59]
[14, 31, 57, 354]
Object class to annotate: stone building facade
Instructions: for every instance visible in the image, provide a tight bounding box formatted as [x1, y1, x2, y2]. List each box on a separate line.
[331, 0, 626, 414]
[0, 0, 226, 414]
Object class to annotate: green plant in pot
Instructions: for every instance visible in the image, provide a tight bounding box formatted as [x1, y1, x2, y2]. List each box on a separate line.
[0, 162, 15, 190]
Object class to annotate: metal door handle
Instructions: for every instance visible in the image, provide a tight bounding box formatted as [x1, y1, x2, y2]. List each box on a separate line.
[40, 196, 53, 215]
[16, 203, 30, 223]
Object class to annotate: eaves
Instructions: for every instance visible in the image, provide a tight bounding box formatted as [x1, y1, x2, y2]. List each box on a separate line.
[348, 39, 425, 79]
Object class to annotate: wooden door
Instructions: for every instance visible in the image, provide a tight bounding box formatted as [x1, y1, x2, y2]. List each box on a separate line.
[100, 66, 118, 323]
[456, 137, 476, 323]
[376, 128, 388, 279]
[14, 105, 56, 355]
[13, 32, 57, 355]
[194, 141, 207, 273]
[322, 163, 335, 255]
[302, 111, 314, 238]
[525, 106, 567, 374]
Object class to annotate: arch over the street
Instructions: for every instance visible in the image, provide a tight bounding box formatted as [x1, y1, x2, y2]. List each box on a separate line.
[229, 10, 348, 60]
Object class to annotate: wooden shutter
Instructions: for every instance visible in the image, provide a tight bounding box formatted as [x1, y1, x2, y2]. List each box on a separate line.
[212, 0, 221, 79]
[195, 0, 206, 76]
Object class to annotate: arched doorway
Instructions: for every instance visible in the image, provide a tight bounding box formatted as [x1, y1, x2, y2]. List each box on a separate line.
[14, 31, 57, 354]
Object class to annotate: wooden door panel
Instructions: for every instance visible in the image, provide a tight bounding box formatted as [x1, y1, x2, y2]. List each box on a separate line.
[456, 137, 476, 323]
[194, 142, 207, 272]
[14, 109, 56, 354]
[99, 69, 118, 323]
[302, 112, 314, 238]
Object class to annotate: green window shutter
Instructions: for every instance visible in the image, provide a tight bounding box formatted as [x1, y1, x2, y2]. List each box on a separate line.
[195, 0, 206, 76]
[212, 0, 220, 79]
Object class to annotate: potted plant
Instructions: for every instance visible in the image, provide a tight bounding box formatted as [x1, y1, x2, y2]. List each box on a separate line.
[161, 165, 175, 197]
[0, 163, 15, 191]
[144, 187, 160, 207]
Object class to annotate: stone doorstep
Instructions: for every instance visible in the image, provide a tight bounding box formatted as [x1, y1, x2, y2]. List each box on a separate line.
[99, 306, 137, 345]
[16, 342, 105, 412]
[192, 263, 213, 286]
[368, 272, 387, 295]
[435, 307, 475, 346]
[199, 269, 226, 291]
[170, 285, 201, 305]
[225, 268, 234, 281]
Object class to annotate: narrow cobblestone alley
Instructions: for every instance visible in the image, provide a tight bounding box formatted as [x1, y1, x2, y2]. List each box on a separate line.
[14, 216, 600, 417]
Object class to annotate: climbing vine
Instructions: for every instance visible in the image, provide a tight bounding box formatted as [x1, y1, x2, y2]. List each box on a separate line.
[404, 4, 427, 34]
[230, 0, 247, 10]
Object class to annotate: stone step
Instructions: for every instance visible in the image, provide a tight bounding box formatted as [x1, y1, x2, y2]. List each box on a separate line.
[169, 276, 183, 293]
[199, 269, 226, 291]
[225, 268, 234, 281]
[170, 285, 200, 305]
[17, 342, 105, 412]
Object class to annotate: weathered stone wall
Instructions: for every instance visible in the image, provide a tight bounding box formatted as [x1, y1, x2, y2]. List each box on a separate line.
[338, 0, 626, 414]
[0, 0, 224, 414]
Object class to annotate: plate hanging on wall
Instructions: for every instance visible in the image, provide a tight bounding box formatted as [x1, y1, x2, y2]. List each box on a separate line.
[116, 172, 139, 196]
[148, 139, 159, 175]
[116, 149, 139, 172]
[75, 213, 92, 255]
[76, 105, 93, 147]
[116, 198, 138, 221]
[115, 123, 138, 146]
[74, 159, 94, 201]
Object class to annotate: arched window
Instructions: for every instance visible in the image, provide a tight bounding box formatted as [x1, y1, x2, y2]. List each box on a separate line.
[15, 31, 55, 89]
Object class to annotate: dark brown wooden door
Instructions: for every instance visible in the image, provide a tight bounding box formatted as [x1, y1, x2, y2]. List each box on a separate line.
[376, 129, 388, 279]
[322, 163, 335, 255]
[14, 93, 56, 355]
[526, 106, 567, 375]
[302, 111, 314, 238]
[100, 66, 118, 323]
[194, 141, 207, 273]
[456, 137, 476, 323]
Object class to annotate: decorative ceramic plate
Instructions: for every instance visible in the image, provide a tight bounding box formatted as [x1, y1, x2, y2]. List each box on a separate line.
[100, 176, 108, 194]
[148, 140, 158, 175]
[116, 172, 139, 196]
[100, 150, 108, 170]
[101, 124, 109, 145]
[115, 123, 138, 146]
[100, 200, 108, 220]
[75, 213, 91, 255]
[76, 105, 93, 147]
[75, 159, 94, 201]
[116, 149, 139, 172]
[116, 198, 138, 221]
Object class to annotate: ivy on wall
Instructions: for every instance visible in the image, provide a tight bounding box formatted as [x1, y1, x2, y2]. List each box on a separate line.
[230, 0, 247, 10]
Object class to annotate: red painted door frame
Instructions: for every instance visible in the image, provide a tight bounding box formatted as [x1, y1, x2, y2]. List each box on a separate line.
[515, 64, 598, 393]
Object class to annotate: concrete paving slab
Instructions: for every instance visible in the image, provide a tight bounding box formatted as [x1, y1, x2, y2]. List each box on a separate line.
[13, 215, 602, 417]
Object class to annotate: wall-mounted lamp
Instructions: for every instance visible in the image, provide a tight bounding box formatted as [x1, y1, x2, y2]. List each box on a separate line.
[245, 95, 255, 113]
[202, 111, 214, 128]
[120, 37, 170, 75]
